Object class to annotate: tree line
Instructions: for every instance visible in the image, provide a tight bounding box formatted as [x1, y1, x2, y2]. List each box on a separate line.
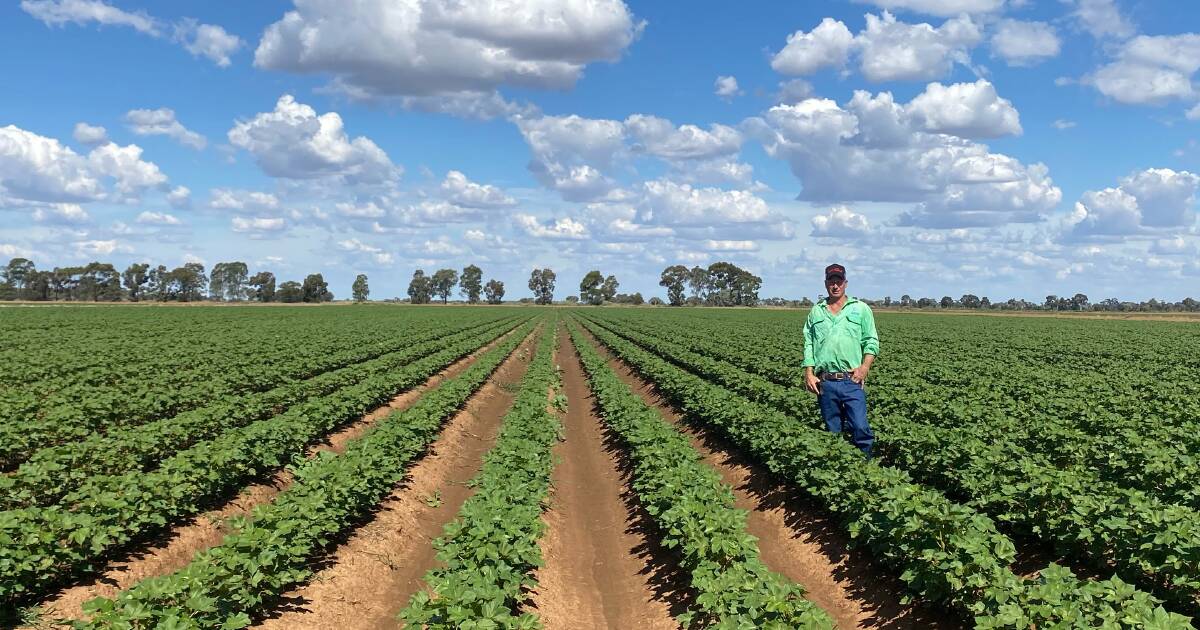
[0, 257, 356, 303]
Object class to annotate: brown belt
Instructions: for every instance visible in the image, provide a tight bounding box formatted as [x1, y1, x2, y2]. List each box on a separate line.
[818, 371, 854, 381]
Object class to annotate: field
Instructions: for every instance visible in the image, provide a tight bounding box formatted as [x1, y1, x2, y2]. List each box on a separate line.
[2, 305, 1199, 629]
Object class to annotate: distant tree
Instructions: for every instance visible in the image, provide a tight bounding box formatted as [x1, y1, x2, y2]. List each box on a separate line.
[249, 271, 276, 302]
[122, 263, 150, 301]
[302, 273, 333, 302]
[484, 279, 505, 304]
[210, 261, 249, 301]
[166, 263, 207, 302]
[601, 274, 619, 302]
[706, 262, 760, 306]
[613, 292, 644, 305]
[79, 262, 122, 301]
[799, 297, 813, 307]
[278, 280, 303, 303]
[146, 265, 169, 301]
[528, 268, 556, 305]
[980, 296, 991, 309]
[460, 264, 483, 304]
[1071, 293, 1089, 311]
[2, 258, 36, 299]
[1044, 294, 1059, 310]
[352, 274, 369, 302]
[431, 268, 459, 303]
[565, 295, 579, 304]
[960, 294, 981, 309]
[883, 296, 892, 308]
[649, 296, 664, 306]
[687, 265, 709, 301]
[659, 265, 689, 306]
[917, 297, 936, 308]
[408, 269, 433, 304]
[580, 270, 604, 305]
[940, 296, 954, 309]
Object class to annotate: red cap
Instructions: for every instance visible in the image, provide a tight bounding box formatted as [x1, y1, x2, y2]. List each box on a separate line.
[825, 263, 846, 281]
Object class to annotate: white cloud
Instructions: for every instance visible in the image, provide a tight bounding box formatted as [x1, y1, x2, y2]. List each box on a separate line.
[1068, 0, 1135, 40]
[228, 95, 398, 184]
[74, 238, 131, 256]
[73, 122, 108, 146]
[440, 170, 516, 208]
[1065, 167, 1200, 239]
[209, 188, 280, 211]
[0, 243, 32, 258]
[991, 20, 1060, 66]
[852, 0, 1005, 16]
[905, 80, 1022, 138]
[639, 180, 772, 226]
[625, 114, 741, 161]
[32, 203, 89, 224]
[1188, 104, 1200, 121]
[777, 79, 814, 103]
[125, 108, 207, 150]
[811, 205, 870, 237]
[166, 185, 191, 209]
[702, 239, 759, 251]
[21, 0, 160, 35]
[398, 199, 490, 224]
[714, 75, 741, 99]
[0, 125, 167, 203]
[175, 20, 242, 68]
[516, 113, 625, 200]
[136, 210, 182, 225]
[1067, 187, 1142, 236]
[1087, 34, 1200, 106]
[231, 215, 286, 234]
[514, 213, 589, 239]
[671, 159, 756, 187]
[771, 18, 855, 75]
[337, 237, 395, 265]
[254, 0, 642, 106]
[1053, 119, 1077, 130]
[336, 201, 387, 219]
[856, 12, 981, 82]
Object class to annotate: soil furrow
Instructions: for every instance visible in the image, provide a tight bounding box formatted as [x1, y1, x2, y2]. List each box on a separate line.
[524, 332, 680, 630]
[29, 330, 515, 627]
[252, 330, 538, 630]
[585, 329, 964, 630]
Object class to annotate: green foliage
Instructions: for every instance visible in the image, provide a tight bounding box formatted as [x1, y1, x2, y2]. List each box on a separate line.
[352, 273, 369, 302]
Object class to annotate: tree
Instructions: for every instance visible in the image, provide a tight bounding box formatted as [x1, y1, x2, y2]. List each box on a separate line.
[528, 268, 556, 305]
[1071, 293, 1089, 311]
[565, 295, 579, 304]
[484, 279, 505, 304]
[408, 269, 432, 304]
[165, 263, 207, 302]
[210, 262, 249, 301]
[705, 262, 760, 306]
[122, 263, 150, 302]
[579, 270, 604, 305]
[460, 264, 482, 304]
[960, 294, 981, 309]
[687, 265, 709, 301]
[1044, 294, 1059, 310]
[352, 274, 369, 302]
[248, 271, 276, 302]
[601, 274, 619, 302]
[146, 265, 169, 301]
[940, 296, 954, 309]
[278, 280, 303, 303]
[431, 268, 459, 303]
[659, 265, 688, 306]
[649, 296, 664, 306]
[2, 258, 36, 299]
[302, 273, 333, 302]
[981, 296, 991, 309]
[917, 297, 936, 308]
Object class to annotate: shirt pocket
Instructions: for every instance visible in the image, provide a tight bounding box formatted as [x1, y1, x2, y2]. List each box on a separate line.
[811, 318, 832, 344]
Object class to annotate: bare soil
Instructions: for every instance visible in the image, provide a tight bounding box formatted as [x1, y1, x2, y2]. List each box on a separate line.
[252, 331, 538, 630]
[581, 329, 965, 630]
[28, 331, 515, 627]
[523, 334, 681, 630]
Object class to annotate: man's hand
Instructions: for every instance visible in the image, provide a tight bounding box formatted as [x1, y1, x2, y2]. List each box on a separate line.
[851, 354, 875, 384]
[804, 369, 821, 395]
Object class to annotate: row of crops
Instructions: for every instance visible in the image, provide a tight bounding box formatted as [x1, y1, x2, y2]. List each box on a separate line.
[1, 304, 1197, 628]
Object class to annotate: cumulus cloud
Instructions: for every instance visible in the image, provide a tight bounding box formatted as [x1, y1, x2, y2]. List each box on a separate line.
[852, 0, 1004, 16]
[21, 0, 159, 35]
[625, 114, 741, 161]
[1, 125, 166, 205]
[440, 170, 516, 208]
[75, 238, 131, 256]
[1088, 34, 1200, 105]
[515, 113, 625, 201]
[32, 203, 89, 224]
[701, 239, 758, 251]
[336, 237, 395, 265]
[73, 122, 108, 146]
[253, 0, 642, 109]
[856, 12, 981, 82]
[166, 185, 191, 209]
[125, 108, 207, 150]
[905, 79, 1022, 138]
[1068, 0, 1135, 40]
[991, 20, 1060, 66]
[228, 95, 398, 184]
[776, 79, 814, 103]
[714, 75, 741, 99]
[745, 88, 1059, 229]
[209, 188, 280, 211]
[811, 205, 871, 237]
[771, 18, 855, 75]
[231, 215, 286, 235]
[1065, 168, 1200, 239]
[514, 213, 589, 239]
[639, 179, 772, 226]
[174, 19, 242, 67]
[136, 210, 182, 225]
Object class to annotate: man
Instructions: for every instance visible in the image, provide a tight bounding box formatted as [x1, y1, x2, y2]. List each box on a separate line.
[801, 263, 880, 458]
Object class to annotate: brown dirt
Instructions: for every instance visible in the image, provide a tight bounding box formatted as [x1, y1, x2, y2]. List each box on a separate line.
[581, 328, 965, 630]
[523, 334, 681, 630]
[28, 330, 516, 627]
[252, 331, 538, 630]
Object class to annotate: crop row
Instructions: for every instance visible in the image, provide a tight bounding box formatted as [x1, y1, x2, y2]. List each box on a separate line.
[567, 321, 834, 628]
[584, 314, 1200, 614]
[0, 310, 510, 470]
[76, 321, 541, 628]
[0, 318, 527, 605]
[576, 317, 1191, 628]
[401, 319, 562, 628]
[0, 316, 518, 511]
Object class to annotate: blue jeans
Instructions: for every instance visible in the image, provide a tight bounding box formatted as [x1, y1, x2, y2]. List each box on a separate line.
[818, 379, 874, 458]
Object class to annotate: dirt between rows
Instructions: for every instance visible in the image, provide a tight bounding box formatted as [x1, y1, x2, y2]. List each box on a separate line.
[252, 329, 539, 629]
[523, 333, 681, 630]
[29, 329, 517, 628]
[580, 328, 964, 630]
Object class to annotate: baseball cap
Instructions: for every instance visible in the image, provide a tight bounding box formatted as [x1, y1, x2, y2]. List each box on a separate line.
[825, 263, 846, 281]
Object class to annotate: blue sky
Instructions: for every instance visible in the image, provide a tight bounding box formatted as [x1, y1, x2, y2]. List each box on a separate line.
[2, 0, 1199, 302]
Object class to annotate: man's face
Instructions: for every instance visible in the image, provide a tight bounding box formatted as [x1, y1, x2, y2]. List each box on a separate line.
[825, 276, 846, 299]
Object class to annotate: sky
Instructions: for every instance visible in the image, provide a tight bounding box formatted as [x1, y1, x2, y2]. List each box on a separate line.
[2, 0, 1199, 302]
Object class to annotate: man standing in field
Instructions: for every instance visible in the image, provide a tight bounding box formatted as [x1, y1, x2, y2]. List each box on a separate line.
[802, 264, 880, 458]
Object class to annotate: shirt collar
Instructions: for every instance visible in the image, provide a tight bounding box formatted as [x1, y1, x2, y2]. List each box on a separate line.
[819, 295, 857, 310]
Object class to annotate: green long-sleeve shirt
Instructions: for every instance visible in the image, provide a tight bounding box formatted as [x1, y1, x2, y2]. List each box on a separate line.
[801, 296, 880, 373]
